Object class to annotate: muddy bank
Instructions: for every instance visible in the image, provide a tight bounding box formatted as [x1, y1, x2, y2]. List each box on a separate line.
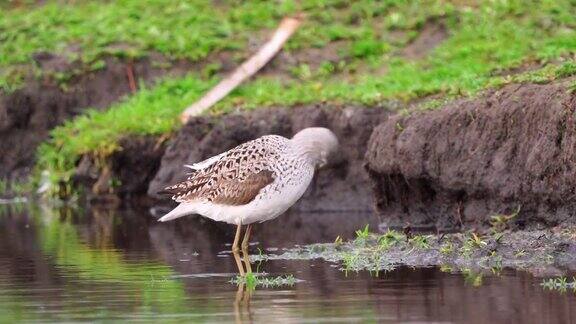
[366, 80, 576, 230]
[0, 55, 191, 182]
[258, 227, 576, 277]
[148, 105, 389, 212]
[74, 136, 167, 202]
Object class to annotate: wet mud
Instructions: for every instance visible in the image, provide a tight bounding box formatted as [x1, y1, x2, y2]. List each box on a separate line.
[366, 80, 576, 230]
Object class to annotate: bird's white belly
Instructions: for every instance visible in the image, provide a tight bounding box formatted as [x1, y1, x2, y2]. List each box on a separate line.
[194, 169, 314, 225]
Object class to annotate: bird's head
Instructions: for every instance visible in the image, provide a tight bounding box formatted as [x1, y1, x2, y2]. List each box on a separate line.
[291, 127, 339, 168]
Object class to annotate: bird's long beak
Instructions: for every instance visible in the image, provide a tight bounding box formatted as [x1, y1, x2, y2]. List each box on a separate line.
[317, 158, 328, 170]
[310, 168, 321, 196]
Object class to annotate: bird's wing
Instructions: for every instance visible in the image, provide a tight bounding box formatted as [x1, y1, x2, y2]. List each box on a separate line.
[162, 136, 283, 205]
[206, 169, 275, 205]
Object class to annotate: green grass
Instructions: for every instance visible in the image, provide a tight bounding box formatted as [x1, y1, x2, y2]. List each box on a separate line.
[490, 206, 521, 232]
[354, 224, 370, 244]
[409, 234, 431, 250]
[5, 0, 574, 192]
[460, 232, 488, 257]
[0, 0, 438, 91]
[378, 229, 404, 250]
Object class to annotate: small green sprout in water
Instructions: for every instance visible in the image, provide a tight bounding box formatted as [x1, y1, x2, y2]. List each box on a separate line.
[490, 206, 521, 232]
[231, 273, 297, 289]
[541, 277, 576, 293]
[492, 231, 505, 243]
[462, 269, 484, 288]
[470, 233, 488, 247]
[244, 272, 258, 289]
[342, 252, 361, 277]
[409, 235, 431, 250]
[378, 229, 404, 250]
[461, 232, 487, 257]
[255, 247, 266, 272]
[355, 224, 370, 240]
[440, 241, 455, 255]
[334, 235, 344, 246]
[489, 252, 503, 275]
[514, 249, 526, 258]
[354, 224, 371, 245]
[367, 252, 384, 278]
[439, 265, 454, 273]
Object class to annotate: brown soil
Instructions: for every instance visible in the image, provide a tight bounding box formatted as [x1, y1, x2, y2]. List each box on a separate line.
[0, 54, 192, 181]
[366, 79, 576, 230]
[401, 20, 448, 60]
[260, 41, 348, 79]
[74, 136, 167, 201]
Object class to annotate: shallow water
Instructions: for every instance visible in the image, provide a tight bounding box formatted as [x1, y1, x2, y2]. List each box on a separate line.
[0, 205, 574, 323]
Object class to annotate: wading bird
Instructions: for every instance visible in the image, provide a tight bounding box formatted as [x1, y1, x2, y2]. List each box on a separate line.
[158, 127, 338, 275]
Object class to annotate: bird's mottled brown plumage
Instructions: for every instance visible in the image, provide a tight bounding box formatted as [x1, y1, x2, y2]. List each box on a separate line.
[162, 136, 280, 206]
[158, 128, 338, 225]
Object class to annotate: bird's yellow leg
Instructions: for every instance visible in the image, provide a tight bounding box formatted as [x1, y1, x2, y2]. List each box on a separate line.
[233, 224, 242, 253]
[241, 224, 252, 250]
[233, 250, 245, 277]
[232, 224, 245, 276]
[241, 224, 252, 274]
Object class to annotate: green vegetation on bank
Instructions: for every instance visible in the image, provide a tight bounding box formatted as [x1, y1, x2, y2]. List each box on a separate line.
[0, 0, 442, 91]
[2, 1, 574, 192]
[253, 225, 575, 281]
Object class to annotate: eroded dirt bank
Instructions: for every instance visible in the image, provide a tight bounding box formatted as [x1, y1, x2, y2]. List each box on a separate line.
[366, 80, 576, 230]
[0, 55, 191, 181]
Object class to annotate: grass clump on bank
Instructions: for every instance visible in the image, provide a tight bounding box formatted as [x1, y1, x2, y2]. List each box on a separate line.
[22, 0, 576, 192]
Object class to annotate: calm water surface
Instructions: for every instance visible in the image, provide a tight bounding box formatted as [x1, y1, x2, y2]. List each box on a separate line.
[0, 204, 574, 323]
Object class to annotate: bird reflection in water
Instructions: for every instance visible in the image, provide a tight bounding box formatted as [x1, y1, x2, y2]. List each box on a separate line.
[232, 235, 254, 324]
[233, 281, 253, 324]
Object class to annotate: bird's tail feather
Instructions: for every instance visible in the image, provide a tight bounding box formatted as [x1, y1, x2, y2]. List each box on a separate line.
[158, 203, 196, 222]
